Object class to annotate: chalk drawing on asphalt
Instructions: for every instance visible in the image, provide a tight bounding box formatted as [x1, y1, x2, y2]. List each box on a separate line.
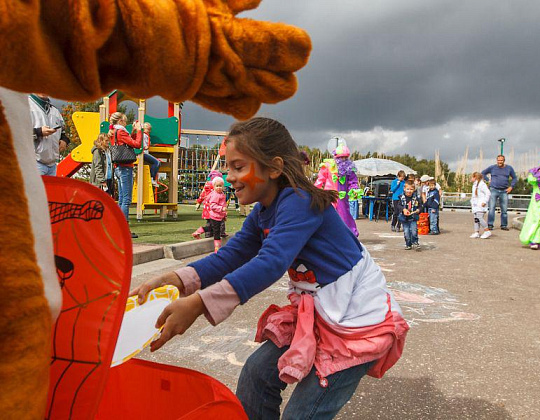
[388, 281, 480, 325]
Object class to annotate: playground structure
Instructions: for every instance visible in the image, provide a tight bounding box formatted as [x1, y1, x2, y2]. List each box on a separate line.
[57, 91, 180, 220]
[57, 91, 229, 220]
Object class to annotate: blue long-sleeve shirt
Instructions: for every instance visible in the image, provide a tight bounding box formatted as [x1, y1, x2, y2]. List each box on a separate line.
[189, 188, 363, 304]
[390, 178, 405, 200]
[481, 165, 517, 189]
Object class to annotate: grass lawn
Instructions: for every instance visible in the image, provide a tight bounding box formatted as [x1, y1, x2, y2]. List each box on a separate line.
[129, 204, 247, 244]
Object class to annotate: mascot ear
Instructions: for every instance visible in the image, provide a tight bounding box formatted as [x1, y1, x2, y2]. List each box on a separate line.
[0, 0, 311, 120]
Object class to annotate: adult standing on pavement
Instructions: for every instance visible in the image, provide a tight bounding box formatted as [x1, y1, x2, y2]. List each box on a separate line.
[390, 170, 406, 232]
[482, 155, 517, 230]
[29, 93, 69, 176]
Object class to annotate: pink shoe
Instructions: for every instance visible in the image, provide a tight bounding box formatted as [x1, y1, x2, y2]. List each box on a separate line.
[192, 227, 204, 240]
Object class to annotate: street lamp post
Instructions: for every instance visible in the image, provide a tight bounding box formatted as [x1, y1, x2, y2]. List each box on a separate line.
[497, 138, 506, 155]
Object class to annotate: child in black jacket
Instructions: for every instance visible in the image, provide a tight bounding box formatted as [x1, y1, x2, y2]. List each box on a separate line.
[397, 181, 421, 250]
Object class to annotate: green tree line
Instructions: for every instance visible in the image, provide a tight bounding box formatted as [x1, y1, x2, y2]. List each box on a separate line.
[298, 146, 532, 195]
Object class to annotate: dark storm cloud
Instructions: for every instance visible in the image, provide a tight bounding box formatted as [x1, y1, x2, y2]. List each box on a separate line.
[246, 1, 540, 163]
[58, 1, 540, 164]
[242, 0, 540, 131]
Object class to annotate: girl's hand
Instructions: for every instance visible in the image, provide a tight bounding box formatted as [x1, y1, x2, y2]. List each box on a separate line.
[482, 202, 486, 207]
[150, 294, 205, 352]
[129, 271, 184, 304]
[403, 209, 410, 216]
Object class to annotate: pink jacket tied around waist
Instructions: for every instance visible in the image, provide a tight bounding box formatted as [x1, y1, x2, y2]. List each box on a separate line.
[255, 245, 409, 384]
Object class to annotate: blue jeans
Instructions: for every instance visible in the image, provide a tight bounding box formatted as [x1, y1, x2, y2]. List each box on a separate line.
[429, 209, 439, 233]
[349, 200, 359, 219]
[143, 153, 160, 179]
[115, 166, 133, 221]
[236, 341, 372, 420]
[37, 161, 56, 176]
[402, 219, 418, 246]
[488, 188, 508, 228]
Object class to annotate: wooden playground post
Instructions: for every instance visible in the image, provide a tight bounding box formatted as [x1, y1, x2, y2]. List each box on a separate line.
[170, 102, 181, 218]
[99, 96, 109, 123]
[136, 99, 146, 220]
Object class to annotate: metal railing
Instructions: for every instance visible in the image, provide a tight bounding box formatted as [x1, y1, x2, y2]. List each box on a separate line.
[441, 192, 530, 211]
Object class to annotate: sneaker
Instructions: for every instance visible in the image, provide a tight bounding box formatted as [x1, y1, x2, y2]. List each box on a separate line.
[470, 232, 480, 239]
[391, 226, 396, 232]
[530, 243, 539, 250]
[487, 225, 494, 230]
[151, 179, 159, 187]
[130, 232, 138, 239]
[501, 226, 509, 231]
[429, 231, 439, 235]
[413, 243, 421, 250]
[405, 245, 412, 250]
[480, 231, 492, 239]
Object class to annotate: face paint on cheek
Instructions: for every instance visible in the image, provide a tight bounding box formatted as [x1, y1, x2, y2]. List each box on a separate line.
[240, 163, 265, 190]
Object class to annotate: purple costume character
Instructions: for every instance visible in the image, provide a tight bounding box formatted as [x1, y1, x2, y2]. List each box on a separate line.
[314, 137, 362, 236]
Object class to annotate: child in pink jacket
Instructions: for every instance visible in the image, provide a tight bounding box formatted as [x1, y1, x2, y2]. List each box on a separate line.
[192, 177, 227, 252]
[196, 170, 227, 238]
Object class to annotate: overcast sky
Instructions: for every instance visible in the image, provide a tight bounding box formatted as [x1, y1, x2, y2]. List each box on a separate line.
[109, 1, 540, 170]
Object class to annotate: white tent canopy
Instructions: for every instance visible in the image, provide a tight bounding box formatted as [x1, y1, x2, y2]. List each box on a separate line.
[353, 158, 417, 177]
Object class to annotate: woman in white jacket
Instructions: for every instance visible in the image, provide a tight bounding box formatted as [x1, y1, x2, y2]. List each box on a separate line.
[470, 172, 492, 239]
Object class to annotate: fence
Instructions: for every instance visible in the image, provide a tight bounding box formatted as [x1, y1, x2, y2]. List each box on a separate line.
[441, 192, 530, 211]
[178, 129, 227, 201]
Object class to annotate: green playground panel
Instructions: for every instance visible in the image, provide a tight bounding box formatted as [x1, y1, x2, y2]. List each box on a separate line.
[100, 115, 179, 154]
[222, 173, 232, 187]
[144, 115, 179, 145]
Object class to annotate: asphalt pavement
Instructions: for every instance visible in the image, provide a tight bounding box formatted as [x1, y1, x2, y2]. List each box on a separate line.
[130, 210, 540, 419]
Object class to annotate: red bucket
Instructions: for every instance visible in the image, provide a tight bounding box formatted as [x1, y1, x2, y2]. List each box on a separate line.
[418, 213, 429, 235]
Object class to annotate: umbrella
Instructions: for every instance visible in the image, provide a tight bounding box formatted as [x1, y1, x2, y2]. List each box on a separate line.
[353, 158, 417, 177]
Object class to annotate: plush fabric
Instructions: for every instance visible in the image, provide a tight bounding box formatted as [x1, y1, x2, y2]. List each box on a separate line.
[0, 0, 311, 120]
[0, 102, 51, 420]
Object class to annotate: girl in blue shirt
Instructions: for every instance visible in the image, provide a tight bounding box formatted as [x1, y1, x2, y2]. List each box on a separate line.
[131, 118, 408, 419]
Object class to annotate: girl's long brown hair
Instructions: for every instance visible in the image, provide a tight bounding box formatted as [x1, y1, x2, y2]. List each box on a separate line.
[227, 118, 337, 212]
